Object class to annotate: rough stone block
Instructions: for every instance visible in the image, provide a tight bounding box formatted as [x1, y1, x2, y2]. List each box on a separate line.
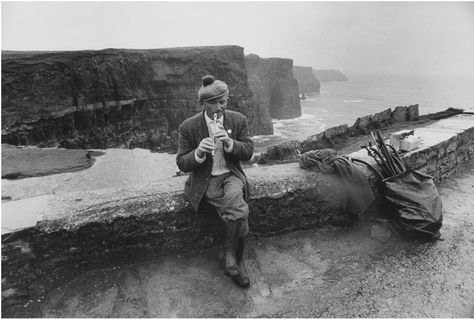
[257, 140, 301, 164]
[299, 133, 331, 154]
[324, 124, 349, 138]
[448, 151, 458, 165]
[424, 159, 439, 174]
[407, 104, 420, 121]
[468, 145, 474, 157]
[308, 132, 324, 142]
[404, 150, 436, 169]
[446, 141, 458, 153]
[437, 146, 447, 159]
[371, 108, 392, 127]
[391, 106, 408, 123]
[353, 115, 371, 132]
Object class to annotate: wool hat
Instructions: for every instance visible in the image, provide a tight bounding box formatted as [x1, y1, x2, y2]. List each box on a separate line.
[198, 75, 229, 102]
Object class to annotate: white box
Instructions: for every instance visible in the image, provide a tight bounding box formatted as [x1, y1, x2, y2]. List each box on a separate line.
[390, 130, 413, 151]
[400, 135, 422, 152]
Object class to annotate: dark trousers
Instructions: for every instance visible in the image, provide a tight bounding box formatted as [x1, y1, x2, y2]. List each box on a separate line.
[204, 172, 249, 236]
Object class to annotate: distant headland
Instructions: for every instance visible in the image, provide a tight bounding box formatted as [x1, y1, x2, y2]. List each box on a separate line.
[313, 69, 349, 82]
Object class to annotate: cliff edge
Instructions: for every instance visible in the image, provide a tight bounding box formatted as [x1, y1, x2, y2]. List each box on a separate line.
[245, 54, 301, 121]
[2, 47, 260, 151]
[293, 66, 320, 94]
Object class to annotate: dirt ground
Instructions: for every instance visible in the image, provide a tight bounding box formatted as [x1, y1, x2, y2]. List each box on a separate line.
[6, 160, 473, 318]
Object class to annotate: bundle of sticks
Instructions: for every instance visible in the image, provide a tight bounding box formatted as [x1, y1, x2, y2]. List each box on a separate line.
[359, 130, 406, 179]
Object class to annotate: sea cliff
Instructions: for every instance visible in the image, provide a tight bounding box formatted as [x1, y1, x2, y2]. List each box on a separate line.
[293, 66, 320, 94]
[1, 47, 261, 150]
[245, 54, 301, 120]
[2, 47, 308, 150]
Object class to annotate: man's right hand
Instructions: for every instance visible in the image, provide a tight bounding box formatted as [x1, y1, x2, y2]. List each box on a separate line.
[196, 137, 215, 157]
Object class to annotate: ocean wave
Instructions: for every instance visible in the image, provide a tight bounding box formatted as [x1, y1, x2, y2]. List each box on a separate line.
[272, 113, 316, 125]
[343, 99, 365, 103]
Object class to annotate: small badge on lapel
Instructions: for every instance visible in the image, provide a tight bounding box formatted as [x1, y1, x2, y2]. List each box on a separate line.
[227, 129, 232, 135]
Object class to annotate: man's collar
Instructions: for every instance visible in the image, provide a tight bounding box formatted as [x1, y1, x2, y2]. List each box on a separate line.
[204, 111, 224, 125]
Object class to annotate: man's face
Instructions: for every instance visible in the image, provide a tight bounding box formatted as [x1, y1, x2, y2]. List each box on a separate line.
[203, 94, 228, 119]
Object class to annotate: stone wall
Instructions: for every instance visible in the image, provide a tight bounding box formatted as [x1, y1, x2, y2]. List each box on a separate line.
[293, 66, 320, 94]
[245, 54, 301, 120]
[256, 106, 464, 164]
[1, 47, 259, 151]
[2, 113, 473, 311]
[257, 105, 420, 164]
[2, 165, 346, 309]
[404, 127, 474, 182]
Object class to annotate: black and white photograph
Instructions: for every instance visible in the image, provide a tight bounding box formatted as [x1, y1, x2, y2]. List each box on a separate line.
[1, 1, 474, 317]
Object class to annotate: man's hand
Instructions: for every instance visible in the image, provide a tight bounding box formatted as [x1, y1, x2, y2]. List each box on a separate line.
[196, 137, 215, 157]
[214, 125, 232, 148]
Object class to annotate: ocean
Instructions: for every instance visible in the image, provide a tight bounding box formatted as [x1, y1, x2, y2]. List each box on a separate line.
[252, 72, 474, 152]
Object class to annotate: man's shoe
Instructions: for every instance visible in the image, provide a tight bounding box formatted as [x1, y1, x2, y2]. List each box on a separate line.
[233, 263, 250, 288]
[234, 237, 250, 288]
[232, 273, 250, 288]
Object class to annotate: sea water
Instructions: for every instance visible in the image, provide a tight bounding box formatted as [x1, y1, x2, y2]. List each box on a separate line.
[251, 72, 474, 152]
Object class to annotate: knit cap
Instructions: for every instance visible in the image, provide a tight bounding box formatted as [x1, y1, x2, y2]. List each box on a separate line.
[198, 75, 229, 102]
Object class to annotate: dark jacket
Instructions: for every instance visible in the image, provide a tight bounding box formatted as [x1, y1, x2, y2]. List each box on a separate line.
[176, 110, 254, 212]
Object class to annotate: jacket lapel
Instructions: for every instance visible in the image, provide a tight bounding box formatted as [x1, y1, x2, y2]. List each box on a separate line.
[197, 111, 209, 142]
[223, 110, 233, 138]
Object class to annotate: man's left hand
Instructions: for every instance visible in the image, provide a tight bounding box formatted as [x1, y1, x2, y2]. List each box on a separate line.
[214, 126, 232, 148]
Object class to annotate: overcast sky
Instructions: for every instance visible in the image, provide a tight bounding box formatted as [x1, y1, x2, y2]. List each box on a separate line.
[2, 1, 474, 76]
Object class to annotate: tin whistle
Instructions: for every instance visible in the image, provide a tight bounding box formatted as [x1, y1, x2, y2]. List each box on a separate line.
[211, 113, 218, 156]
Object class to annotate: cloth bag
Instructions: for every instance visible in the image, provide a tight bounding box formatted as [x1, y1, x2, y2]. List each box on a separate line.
[299, 149, 374, 217]
[382, 169, 443, 240]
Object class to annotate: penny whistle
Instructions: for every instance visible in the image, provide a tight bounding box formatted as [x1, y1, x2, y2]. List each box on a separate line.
[211, 113, 218, 156]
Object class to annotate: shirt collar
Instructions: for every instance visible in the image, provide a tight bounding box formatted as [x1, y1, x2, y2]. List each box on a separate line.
[204, 111, 224, 126]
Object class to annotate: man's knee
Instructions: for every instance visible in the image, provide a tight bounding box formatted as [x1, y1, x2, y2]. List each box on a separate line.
[223, 175, 245, 198]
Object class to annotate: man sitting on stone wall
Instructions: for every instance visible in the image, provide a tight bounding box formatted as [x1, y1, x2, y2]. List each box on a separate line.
[176, 75, 254, 288]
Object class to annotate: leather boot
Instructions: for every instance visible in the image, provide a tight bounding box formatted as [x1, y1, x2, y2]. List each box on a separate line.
[224, 222, 239, 277]
[233, 237, 251, 288]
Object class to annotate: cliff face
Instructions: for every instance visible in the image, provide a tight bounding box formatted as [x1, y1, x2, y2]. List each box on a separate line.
[1, 46, 258, 151]
[245, 54, 301, 121]
[313, 69, 348, 82]
[292, 66, 320, 94]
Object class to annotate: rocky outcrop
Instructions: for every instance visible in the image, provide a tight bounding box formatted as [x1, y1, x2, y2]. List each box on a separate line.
[245, 54, 301, 120]
[293, 66, 320, 94]
[1, 46, 258, 151]
[313, 69, 348, 82]
[351, 105, 421, 134]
